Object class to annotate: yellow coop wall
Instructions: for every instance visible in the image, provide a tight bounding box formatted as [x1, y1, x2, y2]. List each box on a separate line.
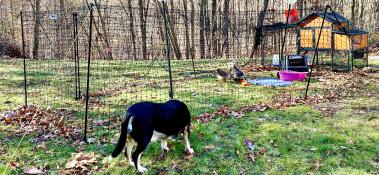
[304, 17, 332, 27]
[300, 30, 313, 48]
[352, 34, 368, 49]
[334, 34, 350, 50]
[315, 29, 331, 48]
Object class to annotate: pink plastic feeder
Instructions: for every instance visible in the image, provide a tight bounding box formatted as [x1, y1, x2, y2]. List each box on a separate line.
[279, 71, 308, 81]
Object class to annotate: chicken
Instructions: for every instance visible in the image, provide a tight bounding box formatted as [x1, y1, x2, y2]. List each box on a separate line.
[217, 68, 229, 82]
[228, 62, 245, 83]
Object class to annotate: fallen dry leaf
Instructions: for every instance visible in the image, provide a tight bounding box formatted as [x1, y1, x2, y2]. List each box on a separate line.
[9, 161, 19, 170]
[246, 147, 268, 162]
[62, 152, 98, 175]
[154, 169, 168, 175]
[204, 145, 215, 151]
[23, 167, 43, 174]
[231, 111, 244, 118]
[65, 160, 78, 169]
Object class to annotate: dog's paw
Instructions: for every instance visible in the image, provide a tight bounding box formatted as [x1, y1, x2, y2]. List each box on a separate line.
[137, 166, 148, 173]
[186, 148, 195, 154]
[128, 161, 135, 167]
[162, 147, 170, 152]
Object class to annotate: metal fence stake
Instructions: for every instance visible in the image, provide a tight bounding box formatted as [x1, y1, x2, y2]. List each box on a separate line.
[73, 12, 80, 100]
[21, 11, 28, 106]
[84, 4, 94, 142]
[162, 0, 174, 99]
[305, 5, 328, 99]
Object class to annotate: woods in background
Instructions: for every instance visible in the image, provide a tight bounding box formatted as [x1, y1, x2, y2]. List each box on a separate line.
[0, 0, 378, 60]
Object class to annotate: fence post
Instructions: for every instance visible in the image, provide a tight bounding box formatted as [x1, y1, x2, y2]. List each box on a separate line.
[305, 5, 328, 99]
[20, 11, 28, 106]
[84, 4, 94, 142]
[162, 0, 174, 99]
[73, 12, 81, 100]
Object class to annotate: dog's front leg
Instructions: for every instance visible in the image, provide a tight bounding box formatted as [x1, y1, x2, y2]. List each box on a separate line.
[183, 126, 194, 154]
[160, 139, 169, 152]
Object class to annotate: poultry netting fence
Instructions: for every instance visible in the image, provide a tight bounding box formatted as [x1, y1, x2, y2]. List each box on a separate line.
[4, 2, 374, 142]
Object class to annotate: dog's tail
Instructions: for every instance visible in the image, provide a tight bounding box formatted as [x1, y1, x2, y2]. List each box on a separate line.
[111, 114, 133, 158]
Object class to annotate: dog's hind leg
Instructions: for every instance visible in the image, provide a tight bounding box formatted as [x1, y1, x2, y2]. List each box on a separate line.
[132, 138, 150, 173]
[124, 137, 135, 166]
[183, 125, 194, 154]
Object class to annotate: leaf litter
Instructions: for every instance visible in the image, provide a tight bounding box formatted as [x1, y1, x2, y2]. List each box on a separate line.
[1, 105, 81, 141]
[61, 152, 98, 175]
[196, 69, 379, 121]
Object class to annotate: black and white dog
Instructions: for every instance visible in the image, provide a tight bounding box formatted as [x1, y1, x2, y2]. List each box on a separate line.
[110, 100, 194, 173]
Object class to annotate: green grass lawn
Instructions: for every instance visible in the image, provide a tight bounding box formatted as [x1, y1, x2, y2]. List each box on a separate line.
[0, 58, 378, 174]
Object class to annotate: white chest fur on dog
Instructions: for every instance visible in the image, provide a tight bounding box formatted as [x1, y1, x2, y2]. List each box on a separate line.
[150, 131, 167, 142]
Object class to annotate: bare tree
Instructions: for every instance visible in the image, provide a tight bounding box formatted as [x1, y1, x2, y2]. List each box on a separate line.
[248, 0, 269, 59]
[351, 0, 356, 25]
[57, 0, 65, 58]
[211, 0, 218, 57]
[200, 0, 206, 59]
[94, 0, 112, 59]
[138, 0, 147, 59]
[190, 0, 196, 59]
[205, 0, 211, 58]
[119, 0, 137, 59]
[32, 0, 41, 59]
[359, 0, 365, 27]
[223, 0, 230, 58]
[183, 0, 190, 59]
[168, 0, 182, 59]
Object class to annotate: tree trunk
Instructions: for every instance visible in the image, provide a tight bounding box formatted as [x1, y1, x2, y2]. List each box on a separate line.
[153, 0, 166, 57]
[128, 0, 137, 60]
[9, 2, 16, 40]
[298, 0, 304, 18]
[359, 0, 365, 27]
[32, 0, 41, 59]
[205, 0, 211, 58]
[218, 0, 222, 57]
[223, 0, 230, 58]
[155, 0, 182, 59]
[94, 0, 112, 59]
[249, 0, 269, 59]
[84, 0, 107, 58]
[200, 0, 206, 59]
[351, 0, 356, 26]
[138, 0, 147, 59]
[168, 0, 182, 59]
[211, 0, 217, 58]
[119, 0, 137, 60]
[58, 0, 65, 58]
[190, 0, 195, 59]
[183, 0, 190, 59]
[245, 0, 249, 56]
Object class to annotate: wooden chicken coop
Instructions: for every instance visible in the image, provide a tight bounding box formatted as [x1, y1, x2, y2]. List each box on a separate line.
[297, 12, 368, 71]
